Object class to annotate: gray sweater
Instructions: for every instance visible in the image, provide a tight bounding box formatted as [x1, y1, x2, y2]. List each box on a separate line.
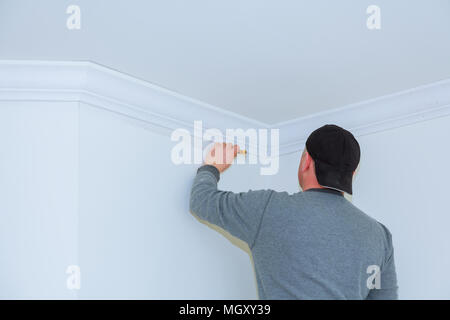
[189, 165, 398, 300]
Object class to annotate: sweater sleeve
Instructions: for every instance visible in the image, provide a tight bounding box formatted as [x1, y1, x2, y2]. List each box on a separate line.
[366, 225, 399, 300]
[189, 165, 274, 248]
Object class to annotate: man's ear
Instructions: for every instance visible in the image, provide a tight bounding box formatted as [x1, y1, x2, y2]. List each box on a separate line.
[301, 151, 312, 172]
[352, 164, 360, 176]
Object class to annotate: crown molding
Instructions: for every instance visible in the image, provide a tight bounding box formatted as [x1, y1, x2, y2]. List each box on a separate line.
[1, 60, 450, 156]
[0, 59, 264, 130]
[274, 78, 450, 155]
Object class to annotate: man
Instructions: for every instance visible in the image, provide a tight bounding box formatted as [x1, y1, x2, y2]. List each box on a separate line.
[189, 124, 398, 299]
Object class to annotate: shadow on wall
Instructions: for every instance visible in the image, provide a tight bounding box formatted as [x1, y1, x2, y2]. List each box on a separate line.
[191, 214, 258, 296]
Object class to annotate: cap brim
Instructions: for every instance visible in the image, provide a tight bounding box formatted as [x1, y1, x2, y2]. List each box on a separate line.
[314, 160, 353, 195]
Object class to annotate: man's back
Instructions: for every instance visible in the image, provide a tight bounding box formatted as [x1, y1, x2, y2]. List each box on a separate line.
[251, 188, 398, 299]
[189, 165, 398, 300]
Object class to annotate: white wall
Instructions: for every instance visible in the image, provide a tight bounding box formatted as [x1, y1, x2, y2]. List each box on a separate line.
[352, 116, 450, 299]
[2, 96, 449, 299]
[77, 104, 265, 299]
[0, 100, 277, 298]
[272, 116, 450, 299]
[0, 100, 272, 299]
[0, 101, 79, 299]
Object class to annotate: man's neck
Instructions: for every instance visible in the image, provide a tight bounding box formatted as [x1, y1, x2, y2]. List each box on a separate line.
[301, 184, 326, 192]
[301, 184, 344, 196]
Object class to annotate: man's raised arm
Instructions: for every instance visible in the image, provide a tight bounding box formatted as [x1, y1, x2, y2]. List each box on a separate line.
[189, 143, 273, 248]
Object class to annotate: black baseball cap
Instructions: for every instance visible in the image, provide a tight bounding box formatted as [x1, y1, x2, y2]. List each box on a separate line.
[305, 124, 360, 195]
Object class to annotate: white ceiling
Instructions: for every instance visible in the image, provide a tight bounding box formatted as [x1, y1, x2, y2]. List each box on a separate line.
[1, 0, 449, 124]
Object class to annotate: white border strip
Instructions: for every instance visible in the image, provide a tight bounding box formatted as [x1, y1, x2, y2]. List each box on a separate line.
[1, 60, 450, 156]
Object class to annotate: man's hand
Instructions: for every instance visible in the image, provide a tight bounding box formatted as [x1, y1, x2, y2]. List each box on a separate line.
[204, 142, 240, 173]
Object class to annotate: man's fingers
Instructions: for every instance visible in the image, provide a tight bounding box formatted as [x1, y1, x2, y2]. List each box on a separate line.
[207, 142, 240, 165]
[204, 142, 241, 173]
